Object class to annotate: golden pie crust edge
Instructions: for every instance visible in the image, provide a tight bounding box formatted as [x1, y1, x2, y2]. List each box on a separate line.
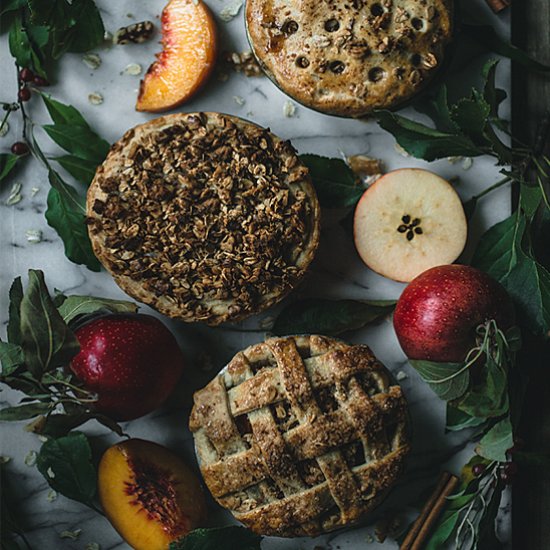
[246, 0, 454, 117]
[86, 113, 321, 325]
[190, 335, 411, 537]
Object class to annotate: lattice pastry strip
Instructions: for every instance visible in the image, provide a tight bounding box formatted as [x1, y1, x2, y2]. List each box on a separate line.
[190, 335, 411, 537]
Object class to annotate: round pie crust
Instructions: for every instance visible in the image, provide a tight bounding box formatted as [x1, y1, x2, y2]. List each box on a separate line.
[190, 335, 411, 537]
[86, 113, 320, 325]
[246, 0, 454, 117]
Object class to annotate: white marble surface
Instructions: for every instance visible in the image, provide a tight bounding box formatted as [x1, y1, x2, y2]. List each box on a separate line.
[0, 1, 511, 548]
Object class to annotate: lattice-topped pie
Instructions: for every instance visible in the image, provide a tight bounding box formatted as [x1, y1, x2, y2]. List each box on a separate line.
[86, 113, 320, 325]
[246, 0, 454, 117]
[190, 335, 410, 537]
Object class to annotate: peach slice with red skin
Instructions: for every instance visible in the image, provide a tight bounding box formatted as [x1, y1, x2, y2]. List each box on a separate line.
[98, 439, 207, 550]
[136, 0, 218, 112]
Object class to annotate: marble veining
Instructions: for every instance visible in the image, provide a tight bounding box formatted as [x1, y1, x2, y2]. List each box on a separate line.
[0, 0, 511, 548]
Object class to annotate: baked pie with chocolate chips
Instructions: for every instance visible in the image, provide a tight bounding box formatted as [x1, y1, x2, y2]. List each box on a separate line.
[87, 113, 320, 325]
[246, 0, 453, 117]
[190, 335, 410, 537]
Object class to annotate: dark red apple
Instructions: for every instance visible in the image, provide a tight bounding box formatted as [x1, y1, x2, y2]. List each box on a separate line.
[70, 314, 184, 420]
[393, 265, 515, 362]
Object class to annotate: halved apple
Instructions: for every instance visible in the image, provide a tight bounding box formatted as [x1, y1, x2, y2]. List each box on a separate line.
[136, 0, 218, 112]
[98, 439, 207, 550]
[353, 168, 467, 282]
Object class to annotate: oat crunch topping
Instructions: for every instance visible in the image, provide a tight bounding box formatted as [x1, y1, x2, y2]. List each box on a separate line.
[87, 113, 320, 325]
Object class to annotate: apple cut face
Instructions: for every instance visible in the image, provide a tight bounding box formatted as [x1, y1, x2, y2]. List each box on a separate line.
[353, 168, 467, 282]
[136, 0, 218, 112]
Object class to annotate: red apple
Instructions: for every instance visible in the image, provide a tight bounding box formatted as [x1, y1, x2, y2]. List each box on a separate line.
[70, 314, 184, 420]
[393, 265, 515, 362]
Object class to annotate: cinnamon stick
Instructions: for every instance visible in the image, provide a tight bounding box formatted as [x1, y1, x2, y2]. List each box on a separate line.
[485, 0, 511, 13]
[400, 471, 459, 550]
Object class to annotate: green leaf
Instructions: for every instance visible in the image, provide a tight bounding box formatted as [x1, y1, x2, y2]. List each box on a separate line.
[7, 14, 47, 77]
[374, 111, 481, 161]
[28, 0, 72, 29]
[414, 85, 459, 133]
[450, 91, 491, 140]
[8, 14, 32, 68]
[446, 405, 487, 432]
[0, 342, 24, 376]
[36, 432, 97, 506]
[42, 124, 109, 164]
[462, 24, 550, 74]
[0, 402, 52, 421]
[53, 155, 99, 186]
[477, 417, 513, 462]
[502, 249, 550, 337]
[0, 0, 27, 17]
[19, 269, 80, 377]
[520, 184, 542, 218]
[453, 354, 509, 419]
[58, 295, 138, 324]
[0, 154, 18, 184]
[41, 94, 89, 127]
[410, 360, 469, 401]
[299, 154, 364, 207]
[7, 277, 23, 345]
[472, 211, 525, 281]
[45, 177, 101, 272]
[61, 0, 105, 53]
[482, 60, 507, 122]
[1, 461, 27, 546]
[272, 299, 395, 336]
[170, 527, 262, 550]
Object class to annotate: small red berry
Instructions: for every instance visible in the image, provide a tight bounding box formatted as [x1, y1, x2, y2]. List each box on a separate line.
[19, 68, 34, 82]
[18, 88, 31, 102]
[500, 462, 518, 484]
[472, 463, 486, 477]
[10, 141, 29, 155]
[32, 76, 50, 87]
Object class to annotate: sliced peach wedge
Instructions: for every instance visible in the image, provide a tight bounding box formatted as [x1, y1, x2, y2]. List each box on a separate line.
[98, 439, 207, 550]
[136, 0, 218, 112]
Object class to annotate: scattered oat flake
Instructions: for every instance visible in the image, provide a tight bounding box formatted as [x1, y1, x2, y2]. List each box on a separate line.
[283, 100, 296, 118]
[85, 543, 101, 550]
[46, 466, 55, 478]
[31, 186, 40, 197]
[462, 157, 473, 170]
[0, 456, 11, 464]
[103, 31, 113, 42]
[394, 143, 410, 157]
[233, 95, 245, 106]
[88, 92, 104, 105]
[25, 229, 43, 244]
[365, 533, 375, 543]
[0, 121, 9, 137]
[219, 0, 243, 22]
[24, 450, 37, 466]
[82, 53, 101, 70]
[60, 529, 82, 540]
[396, 370, 408, 381]
[46, 489, 57, 502]
[259, 315, 275, 329]
[447, 156, 463, 164]
[6, 182, 22, 205]
[123, 63, 142, 76]
[37, 434, 47, 442]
